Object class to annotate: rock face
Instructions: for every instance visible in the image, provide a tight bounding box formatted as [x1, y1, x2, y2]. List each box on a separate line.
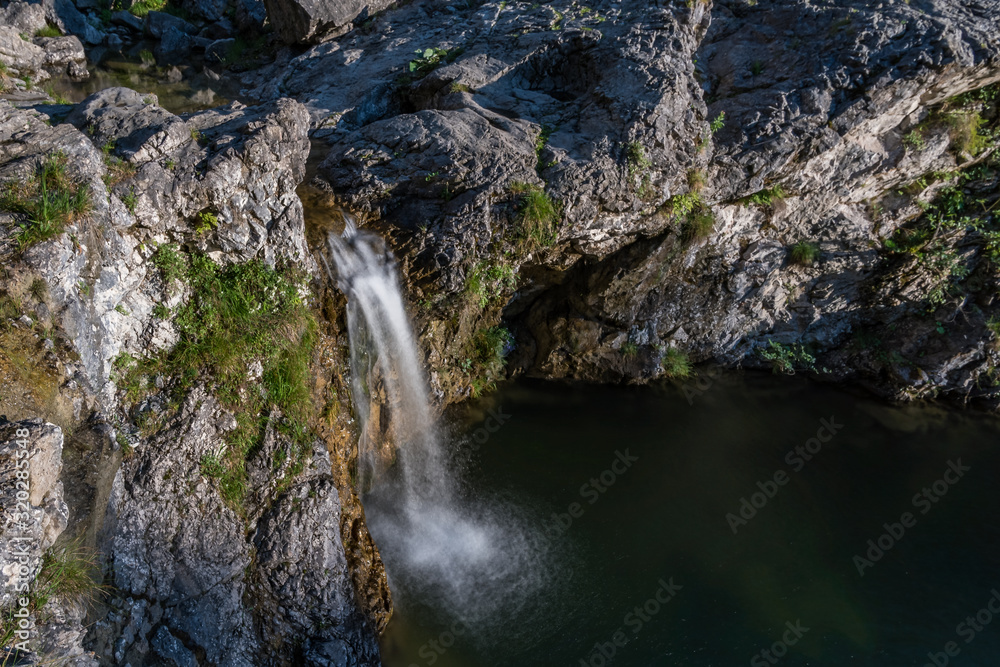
[262, 0, 393, 44]
[256, 0, 1000, 405]
[0, 92, 387, 664]
[97, 388, 379, 666]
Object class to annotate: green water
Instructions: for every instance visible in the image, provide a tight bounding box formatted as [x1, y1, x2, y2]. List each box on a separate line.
[378, 371, 1000, 666]
[47, 50, 235, 114]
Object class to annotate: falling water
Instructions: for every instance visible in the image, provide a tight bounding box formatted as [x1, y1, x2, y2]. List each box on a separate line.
[324, 221, 559, 646]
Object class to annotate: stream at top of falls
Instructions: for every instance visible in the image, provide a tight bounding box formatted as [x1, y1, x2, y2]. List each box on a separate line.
[324, 223, 1000, 666]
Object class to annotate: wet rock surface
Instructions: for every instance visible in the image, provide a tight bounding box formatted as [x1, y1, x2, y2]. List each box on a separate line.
[257, 0, 1000, 405]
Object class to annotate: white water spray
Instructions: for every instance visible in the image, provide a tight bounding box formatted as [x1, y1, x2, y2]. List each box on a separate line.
[325, 221, 555, 637]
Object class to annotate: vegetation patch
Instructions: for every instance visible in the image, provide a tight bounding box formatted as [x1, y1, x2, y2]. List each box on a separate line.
[101, 141, 137, 187]
[757, 340, 816, 375]
[510, 182, 560, 248]
[465, 260, 517, 309]
[660, 347, 691, 378]
[789, 242, 820, 266]
[740, 185, 786, 208]
[128, 0, 167, 18]
[464, 325, 513, 396]
[115, 251, 318, 510]
[0, 153, 91, 250]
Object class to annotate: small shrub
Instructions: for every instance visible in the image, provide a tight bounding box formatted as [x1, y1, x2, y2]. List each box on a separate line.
[626, 141, 652, 175]
[710, 111, 726, 134]
[510, 182, 559, 248]
[757, 340, 815, 375]
[903, 129, 926, 150]
[661, 347, 691, 378]
[789, 242, 820, 266]
[405, 46, 464, 80]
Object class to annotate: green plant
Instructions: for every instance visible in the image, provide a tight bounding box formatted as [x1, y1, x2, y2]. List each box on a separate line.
[742, 185, 786, 207]
[682, 208, 715, 241]
[620, 341, 638, 357]
[190, 128, 206, 144]
[945, 111, 991, 157]
[449, 82, 472, 94]
[626, 141, 652, 175]
[749, 60, 765, 76]
[535, 123, 554, 172]
[35, 24, 62, 38]
[121, 188, 137, 213]
[710, 111, 726, 134]
[151, 244, 188, 285]
[757, 340, 816, 374]
[789, 242, 820, 266]
[405, 46, 464, 80]
[510, 182, 560, 248]
[195, 210, 219, 234]
[115, 304, 129, 315]
[200, 454, 226, 478]
[152, 303, 171, 319]
[465, 261, 517, 308]
[1, 153, 91, 250]
[660, 347, 691, 378]
[903, 129, 926, 150]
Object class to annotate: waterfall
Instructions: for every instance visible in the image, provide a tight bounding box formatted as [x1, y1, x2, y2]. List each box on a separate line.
[324, 221, 558, 642]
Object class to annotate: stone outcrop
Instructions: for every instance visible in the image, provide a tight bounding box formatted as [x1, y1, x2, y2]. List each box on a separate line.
[254, 0, 1000, 405]
[0, 90, 386, 664]
[262, 0, 393, 44]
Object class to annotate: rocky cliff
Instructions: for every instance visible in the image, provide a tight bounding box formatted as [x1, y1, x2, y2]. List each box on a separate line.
[2, 0, 1000, 664]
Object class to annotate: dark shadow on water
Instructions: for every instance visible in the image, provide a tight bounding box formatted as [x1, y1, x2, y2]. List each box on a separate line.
[379, 371, 1000, 666]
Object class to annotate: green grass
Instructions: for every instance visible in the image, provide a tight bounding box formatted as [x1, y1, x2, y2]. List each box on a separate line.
[101, 141, 137, 187]
[130, 0, 167, 18]
[789, 242, 820, 266]
[742, 185, 786, 207]
[682, 208, 714, 241]
[34, 24, 62, 38]
[465, 261, 516, 309]
[510, 182, 560, 248]
[34, 541, 102, 609]
[119, 252, 317, 511]
[1, 153, 91, 250]
[620, 341, 638, 357]
[945, 111, 991, 158]
[466, 326, 513, 396]
[626, 141, 652, 175]
[660, 347, 691, 378]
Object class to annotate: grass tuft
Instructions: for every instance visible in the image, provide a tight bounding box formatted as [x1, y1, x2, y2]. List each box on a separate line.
[660, 347, 691, 378]
[789, 242, 820, 266]
[510, 182, 560, 248]
[1, 153, 91, 250]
